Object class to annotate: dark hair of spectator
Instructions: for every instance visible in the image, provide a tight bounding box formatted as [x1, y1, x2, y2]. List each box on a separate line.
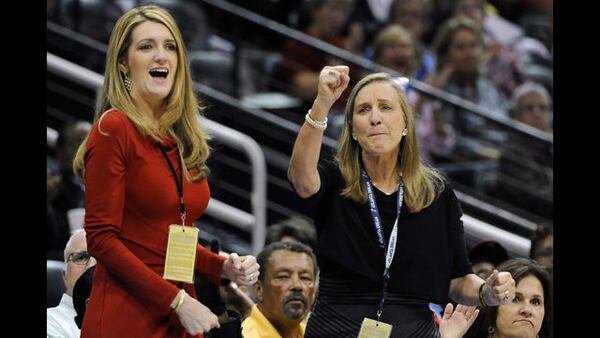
[265, 217, 317, 250]
[256, 241, 319, 282]
[468, 240, 509, 266]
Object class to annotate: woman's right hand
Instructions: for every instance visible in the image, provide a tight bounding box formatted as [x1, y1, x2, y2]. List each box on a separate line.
[316, 65, 350, 108]
[175, 293, 220, 335]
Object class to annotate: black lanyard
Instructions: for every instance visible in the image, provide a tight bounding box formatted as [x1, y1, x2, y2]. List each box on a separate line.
[361, 169, 404, 322]
[158, 143, 186, 225]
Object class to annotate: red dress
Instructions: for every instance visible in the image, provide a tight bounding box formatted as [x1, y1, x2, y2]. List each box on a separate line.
[81, 110, 226, 338]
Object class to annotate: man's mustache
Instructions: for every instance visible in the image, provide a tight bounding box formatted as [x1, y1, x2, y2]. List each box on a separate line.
[284, 292, 307, 306]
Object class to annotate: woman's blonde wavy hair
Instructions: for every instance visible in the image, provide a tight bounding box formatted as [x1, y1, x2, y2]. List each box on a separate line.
[73, 5, 210, 182]
[336, 72, 446, 212]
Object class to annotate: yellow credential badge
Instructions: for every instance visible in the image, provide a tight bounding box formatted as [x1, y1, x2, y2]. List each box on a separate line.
[163, 225, 199, 283]
[357, 317, 393, 338]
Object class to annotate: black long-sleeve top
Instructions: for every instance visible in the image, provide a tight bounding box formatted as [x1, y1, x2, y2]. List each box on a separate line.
[303, 159, 472, 304]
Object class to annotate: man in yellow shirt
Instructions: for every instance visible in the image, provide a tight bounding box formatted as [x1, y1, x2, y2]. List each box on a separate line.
[242, 242, 318, 338]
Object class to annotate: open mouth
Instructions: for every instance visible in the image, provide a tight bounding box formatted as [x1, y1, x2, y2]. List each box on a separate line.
[149, 68, 168, 78]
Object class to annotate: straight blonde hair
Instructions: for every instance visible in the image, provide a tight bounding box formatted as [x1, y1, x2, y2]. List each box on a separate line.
[73, 5, 210, 182]
[336, 72, 445, 212]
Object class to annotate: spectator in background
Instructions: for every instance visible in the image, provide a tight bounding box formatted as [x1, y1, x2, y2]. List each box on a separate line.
[390, 0, 432, 44]
[508, 81, 552, 131]
[55, 121, 92, 212]
[494, 81, 553, 220]
[288, 66, 516, 337]
[48, 159, 70, 261]
[465, 258, 553, 338]
[468, 240, 509, 280]
[429, 16, 508, 139]
[423, 16, 508, 191]
[242, 242, 318, 338]
[450, 0, 528, 98]
[47, 229, 97, 338]
[60, 0, 124, 72]
[62, 0, 123, 44]
[487, 0, 547, 27]
[372, 24, 421, 79]
[71, 5, 259, 337]
[485, 0, 553, 70]
[278, 0, 362, 106]
[266, 216, 317, 250]
[348, 0, 394, 46]
[529, 223, 553, 279]
[389, 0, 436, 80]
[48, 121, 92, 260]
[231, 0, 305, 28]
[219, 216, 318, 321]
[515, 0, 553, 55]
[265, 216, 319, 326]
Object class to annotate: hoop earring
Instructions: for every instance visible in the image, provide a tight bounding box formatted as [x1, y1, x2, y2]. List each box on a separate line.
[124, 74, 132, 92]
[487, 326, 495, 338]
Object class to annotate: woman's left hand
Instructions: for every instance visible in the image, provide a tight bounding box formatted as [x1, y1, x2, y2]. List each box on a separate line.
[439, 303, 479, 338]
[221, 253, 260, 285]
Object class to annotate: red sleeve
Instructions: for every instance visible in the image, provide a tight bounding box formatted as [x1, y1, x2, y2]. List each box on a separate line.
[83, 112, 180, 313]
[195, 245, 226, 285]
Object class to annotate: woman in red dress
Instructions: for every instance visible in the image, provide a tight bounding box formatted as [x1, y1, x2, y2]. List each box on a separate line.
[72, 5, 259, 337]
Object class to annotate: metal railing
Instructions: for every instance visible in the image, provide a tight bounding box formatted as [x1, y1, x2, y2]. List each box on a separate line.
[47, 52, 267, 255]
[201, 118, 267, 253]
[462, 215, 530, 257]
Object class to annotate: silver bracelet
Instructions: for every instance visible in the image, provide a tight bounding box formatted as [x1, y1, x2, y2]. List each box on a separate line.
[305, 109, 327, 130]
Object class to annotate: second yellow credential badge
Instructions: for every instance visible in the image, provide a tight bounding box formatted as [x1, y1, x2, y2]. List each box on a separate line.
[357, 317, 392, 338]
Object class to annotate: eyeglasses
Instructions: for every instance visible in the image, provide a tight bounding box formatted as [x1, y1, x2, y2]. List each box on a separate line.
[67, 251, 91, 265]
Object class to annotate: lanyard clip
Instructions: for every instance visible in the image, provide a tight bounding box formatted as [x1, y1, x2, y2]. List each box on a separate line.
[180, 211, 187, 228]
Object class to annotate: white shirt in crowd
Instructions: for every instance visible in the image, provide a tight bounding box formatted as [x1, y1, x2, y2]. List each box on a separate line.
[47, 293, 80, 338]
